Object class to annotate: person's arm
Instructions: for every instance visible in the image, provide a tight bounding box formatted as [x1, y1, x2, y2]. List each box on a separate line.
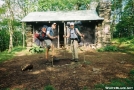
[75, 28, 84, 37]
[63, 27, 70, 38]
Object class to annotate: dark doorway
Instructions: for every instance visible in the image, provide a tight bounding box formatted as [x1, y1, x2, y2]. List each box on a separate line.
[58, 23, 64, 47]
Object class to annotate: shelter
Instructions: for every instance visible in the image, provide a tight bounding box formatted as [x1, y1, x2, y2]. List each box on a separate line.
[21, 2, 111, 48]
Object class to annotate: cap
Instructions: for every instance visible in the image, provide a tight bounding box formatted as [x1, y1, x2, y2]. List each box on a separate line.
[52, 23, 56, 25]
[42, 25, 48, 28]
[70, 22, 74, 25]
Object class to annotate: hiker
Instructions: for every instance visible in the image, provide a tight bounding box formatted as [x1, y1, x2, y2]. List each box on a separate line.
[34, 25, 48, 47]
[45, 23, 57, 63]
[63, 22, 84, 62]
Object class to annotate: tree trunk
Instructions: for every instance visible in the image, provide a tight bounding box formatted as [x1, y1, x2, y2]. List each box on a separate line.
[6, 0, 14, 52]
[22, 22, 25, 48]
[8, 21, 13, 52]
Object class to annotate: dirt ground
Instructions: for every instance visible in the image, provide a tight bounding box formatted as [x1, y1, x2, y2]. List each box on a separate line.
[0, 48, 134, 90]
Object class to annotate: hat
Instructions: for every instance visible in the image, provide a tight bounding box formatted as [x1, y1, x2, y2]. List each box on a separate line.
[42, 25, 48, 28]
[70, 22, 74, 25]
[52, 23, 56, 25]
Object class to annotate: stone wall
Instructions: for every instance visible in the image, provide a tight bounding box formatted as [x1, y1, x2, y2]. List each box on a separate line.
[25, 26, 33, 47]
[96, 1, 111, 47]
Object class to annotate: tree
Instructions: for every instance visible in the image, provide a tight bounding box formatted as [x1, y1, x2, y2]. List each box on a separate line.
[114, 0, 134, 37]
[38, 0, 91, 11]
[4, 0, 15, 52]
[111, 0, 123, 38]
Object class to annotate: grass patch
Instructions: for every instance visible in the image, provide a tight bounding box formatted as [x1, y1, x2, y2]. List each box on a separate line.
[95, 78, 134, 89]
[95, 69, 134, 90]
[44, 85, 55, 90]
[97, 45, 118, 52]
[0, 46, 26, 63]
[100, 37, 134, 54]
[83, 61, 91, 65]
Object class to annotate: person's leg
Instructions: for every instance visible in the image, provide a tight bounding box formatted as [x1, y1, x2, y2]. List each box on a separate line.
[74, 40, 78, 61]
[34, 38, 40, 46]
[71, 40, 75, 60]
[45, 47, 49, 60]
[44, 40, 52, 61]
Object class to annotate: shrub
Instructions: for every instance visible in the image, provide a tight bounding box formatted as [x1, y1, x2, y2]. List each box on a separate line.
[44, 85, 55, 90]
[29, 44, 45, 53]
[97, 45, 118, 52]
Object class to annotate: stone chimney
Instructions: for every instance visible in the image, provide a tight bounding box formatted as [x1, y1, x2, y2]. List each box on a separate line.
[95, 0, 112, 47]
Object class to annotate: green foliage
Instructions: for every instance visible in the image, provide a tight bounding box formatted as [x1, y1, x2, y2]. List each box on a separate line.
[95, 69, 134, 89]
[95, 78, 134, 89]
[82, 86, 90, 90]
[129, 69, 134, 76]
[9, 46, 26, 54]
[13, 30, 23, 46]
[112, 36, 134, 43]
[0, 29, 10, 52]
[0, 51, 13, 63]
[129, 69, 134, 82]
[38, 0, 91, 11]
[0, 29, 24, 52]
[83, 61, 90, 65]
[112, 0, 134, 38]
[0, 46, 25, 63]
[29, 44, 45, 53]
[97, 45, 118, 52]
[44, 85, 55, 90]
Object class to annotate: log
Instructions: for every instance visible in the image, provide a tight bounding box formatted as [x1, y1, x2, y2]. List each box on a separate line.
[21, 64, 33, 71]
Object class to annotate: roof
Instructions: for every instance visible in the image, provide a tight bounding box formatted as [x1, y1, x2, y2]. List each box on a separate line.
[21, 10, 104, 22]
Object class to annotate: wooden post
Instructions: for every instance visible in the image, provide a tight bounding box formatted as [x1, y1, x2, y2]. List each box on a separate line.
[58, 25, 60, 48]
[32, 26, 34, 46]
[64, 23, 66, 46]
[22, 22, 25, 48]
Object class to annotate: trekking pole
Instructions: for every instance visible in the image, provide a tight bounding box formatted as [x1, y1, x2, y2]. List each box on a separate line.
[51, 45, 54, 67]
[81, 36, 86, 62]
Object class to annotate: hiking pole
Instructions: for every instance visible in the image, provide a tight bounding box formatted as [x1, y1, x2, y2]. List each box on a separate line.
[62, 46, 67, 58]
[51, 45, 54, 67]
[81, 36, 86, 62]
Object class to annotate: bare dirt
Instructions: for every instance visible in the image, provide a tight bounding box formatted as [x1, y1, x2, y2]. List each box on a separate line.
[0, 48, 134, 90]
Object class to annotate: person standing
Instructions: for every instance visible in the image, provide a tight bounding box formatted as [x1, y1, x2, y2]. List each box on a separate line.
[45, 23, 57, 63]
[63, 22, 84, 62]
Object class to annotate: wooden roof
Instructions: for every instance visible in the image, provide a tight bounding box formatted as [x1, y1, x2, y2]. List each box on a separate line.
[21, 10, 104, 22]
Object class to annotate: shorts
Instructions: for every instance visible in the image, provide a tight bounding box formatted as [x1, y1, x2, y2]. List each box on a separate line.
[44, 39, 52, 48]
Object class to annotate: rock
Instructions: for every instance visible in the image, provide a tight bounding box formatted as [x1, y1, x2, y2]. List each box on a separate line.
[21, 64, 33, 71]
[73, 71, 76, 74]
[120, 61, 126, 64]
[92, 68, 100, 72]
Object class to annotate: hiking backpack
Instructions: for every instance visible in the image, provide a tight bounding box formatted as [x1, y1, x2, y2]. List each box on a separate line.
[37, 31, 46, 41]
[35, 25, 48, 41]
[69, 28, 81, 43]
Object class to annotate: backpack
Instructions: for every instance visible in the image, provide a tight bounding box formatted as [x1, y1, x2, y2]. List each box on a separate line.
[69, 28, 81, 43]
[37, 31, 46, 41]
[35, 25, 48, 41]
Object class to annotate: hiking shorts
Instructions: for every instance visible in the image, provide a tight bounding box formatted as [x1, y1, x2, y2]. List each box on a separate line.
[44, 39, 52, 49]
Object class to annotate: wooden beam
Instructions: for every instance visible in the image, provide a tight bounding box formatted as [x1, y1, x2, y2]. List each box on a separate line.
[32, 25, 34, 45]
[57, 25, 60, 48]
[64, 23, 66, 46]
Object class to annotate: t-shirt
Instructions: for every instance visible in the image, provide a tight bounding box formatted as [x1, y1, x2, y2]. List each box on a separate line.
[68, 28, 78, 39]
[46, 27, 54, 37]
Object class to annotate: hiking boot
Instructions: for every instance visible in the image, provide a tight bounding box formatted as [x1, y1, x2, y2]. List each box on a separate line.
[74, 58, 78, 62]
[45, 60, 52, 64]
[71, 59, 75, 62]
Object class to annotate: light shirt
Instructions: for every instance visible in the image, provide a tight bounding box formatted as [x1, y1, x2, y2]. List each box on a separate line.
[46, 27, 54, 37]
[68, 28, 78, 38]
